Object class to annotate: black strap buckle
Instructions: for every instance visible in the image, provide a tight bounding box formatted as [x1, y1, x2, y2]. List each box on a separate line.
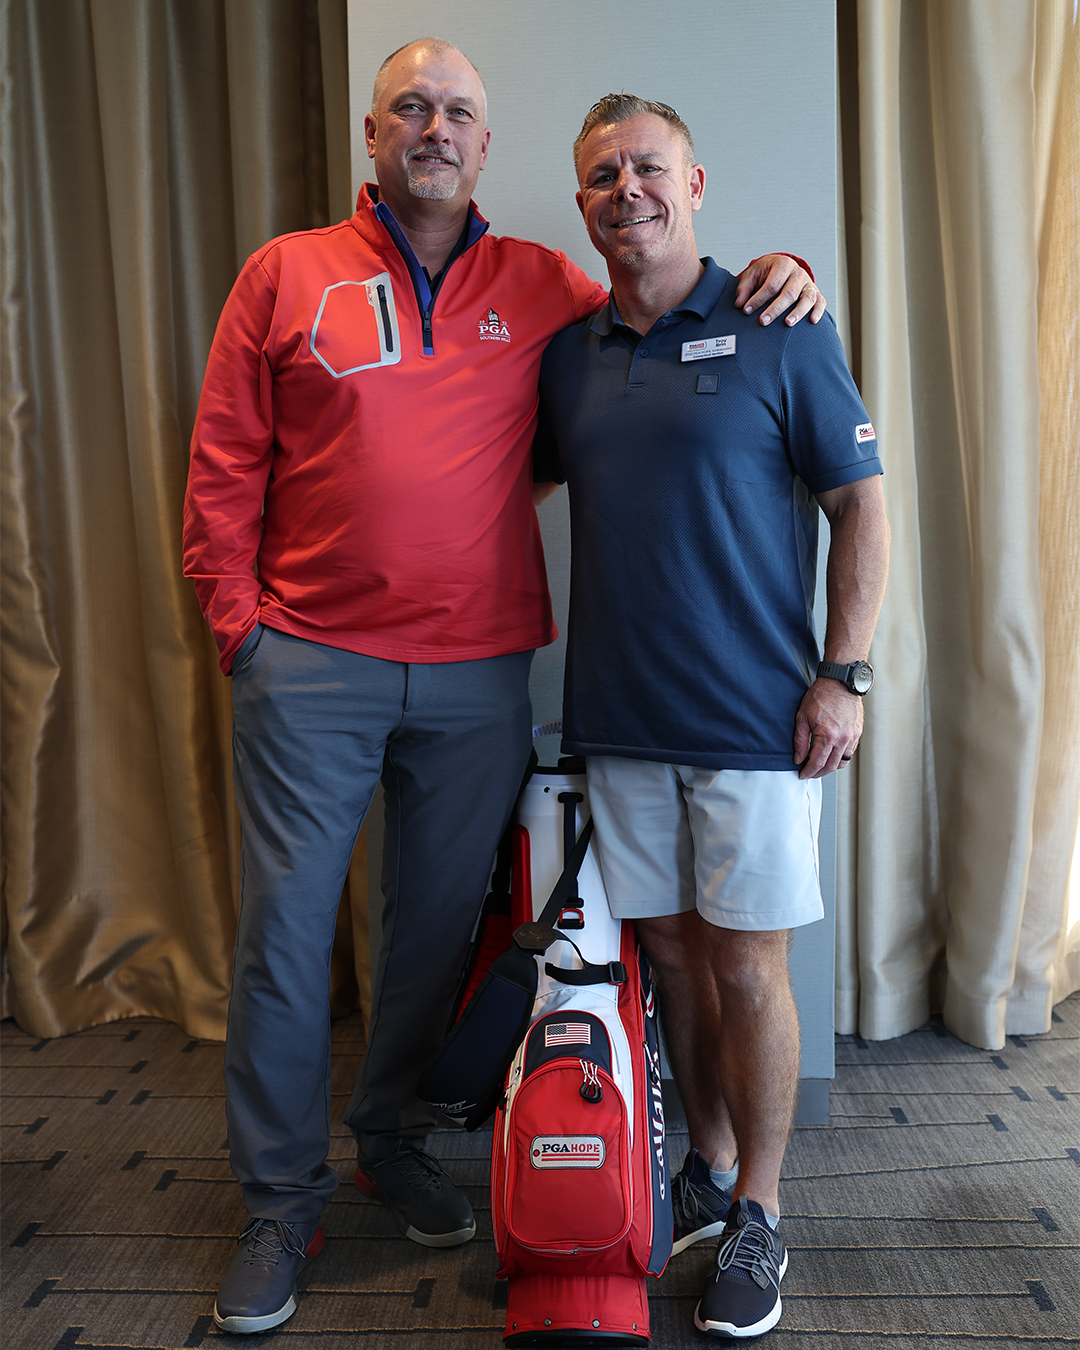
[544, 959, 627, 986]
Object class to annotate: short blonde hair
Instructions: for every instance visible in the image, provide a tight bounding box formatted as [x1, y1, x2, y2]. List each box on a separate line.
[573, 94, 695, 175]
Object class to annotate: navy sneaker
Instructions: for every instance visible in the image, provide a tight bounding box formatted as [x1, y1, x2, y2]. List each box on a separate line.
[672, 1148, 734, 1254]
[213, 1217, 324, 1333]
[694, 1197, 788, 1338]
[356, 1147, 475, 1247]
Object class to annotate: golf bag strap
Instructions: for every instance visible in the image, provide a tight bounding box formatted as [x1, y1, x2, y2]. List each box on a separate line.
[544, 959, 628, 986]
[535, 818, 595, 929]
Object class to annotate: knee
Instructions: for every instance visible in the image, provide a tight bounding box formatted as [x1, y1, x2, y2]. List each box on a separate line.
[712, 931, 791, 1007]
[636, 913, 706, 985]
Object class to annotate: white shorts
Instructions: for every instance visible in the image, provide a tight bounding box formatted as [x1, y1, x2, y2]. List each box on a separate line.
[586, 757, 824, 932]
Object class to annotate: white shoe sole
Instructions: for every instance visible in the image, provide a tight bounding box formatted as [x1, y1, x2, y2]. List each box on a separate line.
[694, 1295, 783, 1338]
[672, 1218, 728, 1255]
[213, 1293, 297, 1334]
[403, 1218, 477, 1247]
[693, 1249, 789, 1337]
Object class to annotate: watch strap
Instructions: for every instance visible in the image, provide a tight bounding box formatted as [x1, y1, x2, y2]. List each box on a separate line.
[817, 660, 873, 695]
[818, 661, 854, 684]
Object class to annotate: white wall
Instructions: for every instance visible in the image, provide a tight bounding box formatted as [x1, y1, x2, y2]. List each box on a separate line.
[348, 0, 839, 1092]
[348, 1, 837, 298]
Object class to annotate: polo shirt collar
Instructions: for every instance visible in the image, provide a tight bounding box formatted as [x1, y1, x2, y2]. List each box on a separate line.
[588, 257, 727, 336]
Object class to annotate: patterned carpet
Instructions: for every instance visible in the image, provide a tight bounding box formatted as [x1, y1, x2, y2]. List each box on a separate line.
[2, 995, 1077, 1349]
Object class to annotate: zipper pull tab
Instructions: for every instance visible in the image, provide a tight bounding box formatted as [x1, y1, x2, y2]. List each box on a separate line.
[376, 284, 394, 353]
[579, 1059, 603, 1103]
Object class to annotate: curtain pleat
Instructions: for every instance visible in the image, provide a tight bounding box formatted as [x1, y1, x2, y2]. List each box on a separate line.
[836, 0, 1080, 1048]
[0, 0, 364, 1040]
[837, 0, 943, 1042]
[1029, 1, 1080, 1017]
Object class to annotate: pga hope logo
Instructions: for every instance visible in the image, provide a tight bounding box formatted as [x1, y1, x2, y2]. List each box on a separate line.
[530, 1135, 606, 1169]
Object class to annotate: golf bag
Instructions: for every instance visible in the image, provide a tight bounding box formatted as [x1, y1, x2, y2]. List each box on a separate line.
[490, 762, 672, 1346]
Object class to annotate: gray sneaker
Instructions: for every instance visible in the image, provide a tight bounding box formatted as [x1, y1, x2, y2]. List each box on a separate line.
[672, 1148, 733, 1254]
[213, 1217, 324, 1333]
[355, 1147, 476, 1247]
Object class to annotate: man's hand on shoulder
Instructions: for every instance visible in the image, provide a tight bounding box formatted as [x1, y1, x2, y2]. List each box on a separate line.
[793, 678, 863, 779]
[736, 255, 826, 327]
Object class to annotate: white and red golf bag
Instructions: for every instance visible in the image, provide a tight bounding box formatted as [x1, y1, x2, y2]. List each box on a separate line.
[491, 761, 672, 1346]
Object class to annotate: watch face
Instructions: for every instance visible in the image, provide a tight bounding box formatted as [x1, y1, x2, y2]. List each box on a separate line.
[851, 662, 874, 695]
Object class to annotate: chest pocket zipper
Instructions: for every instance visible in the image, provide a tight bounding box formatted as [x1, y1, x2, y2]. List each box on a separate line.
[377, 283, 394, 353]
[310, 272, 402, 376]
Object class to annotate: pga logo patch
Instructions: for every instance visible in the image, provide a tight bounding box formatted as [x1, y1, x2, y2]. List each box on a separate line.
[478, 307, 511, 343]
[531, 1135, 606, 1169]
[855, 422, 876, 443]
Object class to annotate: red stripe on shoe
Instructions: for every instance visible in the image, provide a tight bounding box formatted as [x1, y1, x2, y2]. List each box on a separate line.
[354, 1166, 383, 1199]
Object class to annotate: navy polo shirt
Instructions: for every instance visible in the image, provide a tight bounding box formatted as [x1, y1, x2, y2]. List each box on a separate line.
[535, 258, 882, 771]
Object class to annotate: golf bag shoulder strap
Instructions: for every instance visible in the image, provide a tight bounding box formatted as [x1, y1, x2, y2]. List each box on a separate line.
[544, 958, 628, 986]
[418, 797, 598, 1131]
[512, 818, 595, 954]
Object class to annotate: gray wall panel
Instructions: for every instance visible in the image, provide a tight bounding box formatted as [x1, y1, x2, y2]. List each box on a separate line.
[349, 0, 837, 1090]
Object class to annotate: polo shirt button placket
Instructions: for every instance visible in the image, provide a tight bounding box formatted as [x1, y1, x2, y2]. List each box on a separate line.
[628, 342, 650, 391]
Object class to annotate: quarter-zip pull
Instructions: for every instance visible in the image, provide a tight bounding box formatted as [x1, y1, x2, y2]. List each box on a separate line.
[374, 197, 489, 359]
[377, 284, 394, 353]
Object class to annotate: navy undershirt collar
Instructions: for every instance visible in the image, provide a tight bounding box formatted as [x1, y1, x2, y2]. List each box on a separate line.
[588, 257, 729, 337]
[373, 191, 488, 309]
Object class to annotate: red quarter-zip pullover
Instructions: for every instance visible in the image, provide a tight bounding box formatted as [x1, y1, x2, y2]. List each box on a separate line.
[183, 186, 607, 673]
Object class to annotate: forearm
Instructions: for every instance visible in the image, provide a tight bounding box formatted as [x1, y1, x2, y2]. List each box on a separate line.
[820, 476, 890, 663]
[182, 260, 277, 671]
[793, 475, 889, 777]
[182, 451, 270, 671]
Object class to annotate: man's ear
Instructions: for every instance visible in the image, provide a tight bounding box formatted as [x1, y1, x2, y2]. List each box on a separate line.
[478, 127, 491, 171]
[690, 163, 706, 211]
[576, 190, 585, 219]
[364, 112, 377, 161]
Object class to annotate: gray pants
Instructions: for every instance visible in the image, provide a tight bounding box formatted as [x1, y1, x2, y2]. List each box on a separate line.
[226, 625, 533, 1223]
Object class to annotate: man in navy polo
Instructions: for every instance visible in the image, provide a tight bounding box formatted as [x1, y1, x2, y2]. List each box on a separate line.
[536, 95, 890, 1339]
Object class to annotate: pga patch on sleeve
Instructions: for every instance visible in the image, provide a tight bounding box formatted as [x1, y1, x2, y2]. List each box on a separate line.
[855, 422, 877, 444]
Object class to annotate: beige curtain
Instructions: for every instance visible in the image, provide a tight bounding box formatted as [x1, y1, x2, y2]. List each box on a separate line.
[0, 0, 369, 1041]
[836, 0, 1080, 1049]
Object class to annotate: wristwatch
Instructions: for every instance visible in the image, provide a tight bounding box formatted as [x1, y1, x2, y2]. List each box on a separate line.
[817, 660, 874, 696]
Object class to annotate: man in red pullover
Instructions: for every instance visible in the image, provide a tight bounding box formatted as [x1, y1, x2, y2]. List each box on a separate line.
[183, 37, 823, 1334]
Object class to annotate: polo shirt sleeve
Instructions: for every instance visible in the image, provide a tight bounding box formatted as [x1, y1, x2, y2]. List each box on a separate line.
[182, 252, 277, 673]
[533, 360, 565, 485]
[561, 257, 608, 322]
[778, 312, 882, 495]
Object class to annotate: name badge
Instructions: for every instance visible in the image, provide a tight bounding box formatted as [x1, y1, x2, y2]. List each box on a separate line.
[681, 335, 736, 362]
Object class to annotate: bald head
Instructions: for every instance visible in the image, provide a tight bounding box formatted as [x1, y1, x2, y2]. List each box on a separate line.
[371, 38, 487, 123]
[364, 38, 491, 217]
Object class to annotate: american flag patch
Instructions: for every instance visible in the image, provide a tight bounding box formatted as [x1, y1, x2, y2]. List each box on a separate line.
[545, 1022, 591, 1047]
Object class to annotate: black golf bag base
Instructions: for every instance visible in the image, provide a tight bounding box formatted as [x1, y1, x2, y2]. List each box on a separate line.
[504, 1272, 650, 1346]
